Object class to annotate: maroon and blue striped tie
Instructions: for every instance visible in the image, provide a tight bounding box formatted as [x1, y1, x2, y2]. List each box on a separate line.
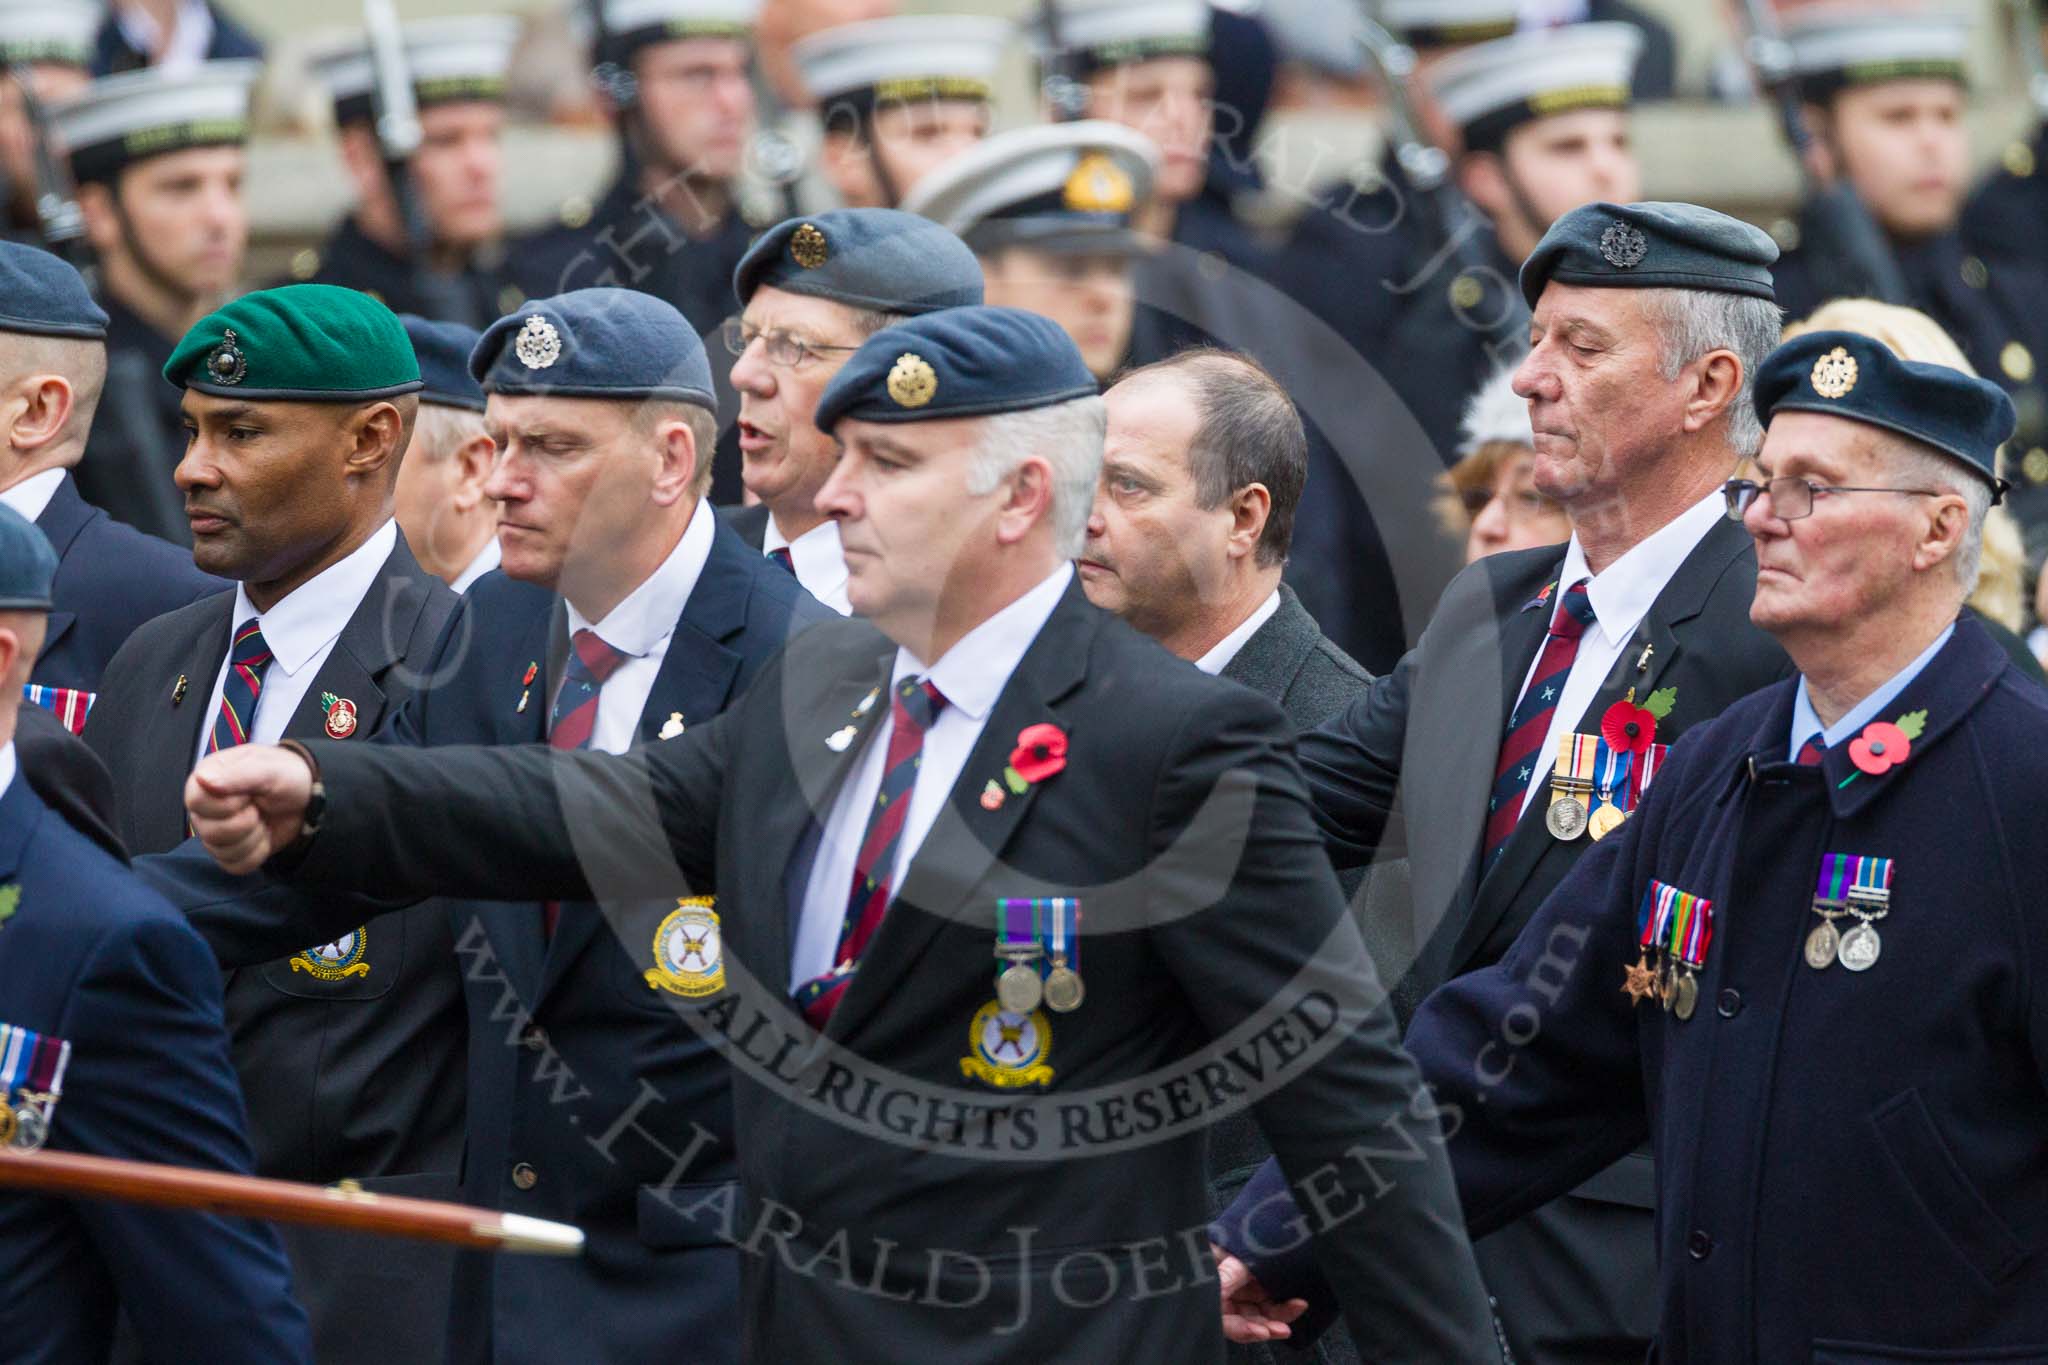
[796, 676, 947, 1027]
[208, 620, 272, 753]
[1796, 737, 1824, 766]
[1481, 580, 1595, 869]
[541, 629, 629, 936]
[769, 546, 795, 575]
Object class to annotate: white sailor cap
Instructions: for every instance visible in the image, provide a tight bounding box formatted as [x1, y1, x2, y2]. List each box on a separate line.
[1459, 363, 1534, 455]
[1784, 6, 1972, 99]
[309, 15, 521, 126]
[1258, 0, 1368, 79]
[794, 14, 1012, 118]
[1379, 0, 1519, 49]
[51, 61, 260, 185]
[1428, 22, 1642, 152]
[0, 0, 101, 69]
[900, 120, 1160, 255]
[1029, 0, 1208, 73]
[570, 0, 758, 62]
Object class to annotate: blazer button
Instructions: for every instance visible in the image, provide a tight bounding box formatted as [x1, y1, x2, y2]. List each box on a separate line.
[1687, 1229, 1713, 1261]
[520, 1024, 548, 1052]
[1716, 988, 1742, 1018]
[511, 1162, 539, 1191]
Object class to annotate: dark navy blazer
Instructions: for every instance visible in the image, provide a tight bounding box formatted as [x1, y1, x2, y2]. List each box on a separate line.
[0, 774, 310, 1364]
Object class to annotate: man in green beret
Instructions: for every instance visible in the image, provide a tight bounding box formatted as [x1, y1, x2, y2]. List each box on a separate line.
[82, 283, 468, 1365]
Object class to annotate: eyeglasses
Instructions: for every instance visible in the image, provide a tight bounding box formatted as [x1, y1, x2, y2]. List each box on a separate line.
[720, 317, 862, 368]
[1721, 476, 1944, 523]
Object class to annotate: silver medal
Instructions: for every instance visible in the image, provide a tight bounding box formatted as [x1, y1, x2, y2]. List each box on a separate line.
[997, 961, 1043, 1014]
[1546, 795, 1588, 841]
[1804, 920, 1840, 970]
[1838, 922, 1882, 972]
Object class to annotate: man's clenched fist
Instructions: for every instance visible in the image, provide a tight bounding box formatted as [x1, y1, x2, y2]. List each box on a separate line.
[184, 744, 317, 873]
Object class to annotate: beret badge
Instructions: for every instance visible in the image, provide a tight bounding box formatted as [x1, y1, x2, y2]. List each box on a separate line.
[887, 352, 937, 408]
[1599, 221, 1648, 269]
[790, 223, 829, 269]
[1810, 346, 1858, 400]
[514, 315, 562, 370]
[205, 329, 248, 386]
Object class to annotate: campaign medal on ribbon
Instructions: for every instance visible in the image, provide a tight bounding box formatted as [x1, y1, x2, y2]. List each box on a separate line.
[291, 928, 370, 980]
[1041, 898, 1084, 1013]
[1626, 880, 1714, 1019]
[958, 1000, 1055, 1089]
[1805, 853, 1894, 972]
[1585, 741, 1634, 842]
[0, 1021, 71, 1151]
[993, 898, 1045, 1013]
[1547, 733, 1597, 840]
[645, 896, 725, 998]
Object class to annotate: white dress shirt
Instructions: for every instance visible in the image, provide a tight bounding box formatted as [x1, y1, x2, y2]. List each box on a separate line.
[450, 536, 502, 594]
[792, 563, 1072, 985]
[0, 469, 67, 526]
[558, 501, 715, 756]
[764, 514, 851, 615]
[194, 520, 398, 765]
[1513, 489, 1725, 815]
[0, 739, 18, 804]
[1194, 588, 1281, 676]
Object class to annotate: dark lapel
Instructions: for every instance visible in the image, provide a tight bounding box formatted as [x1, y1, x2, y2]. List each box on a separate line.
[536, 523, 755, 1001]
[0, 777, 41, 883]
[131, 594, 237, 851]
[1218, 585, 1317, 701]
[1457, 517, 1753, 970]
[277, 537, 435, 746]
[33, 476, 98, 664]
[476, 605, 556, 1004]
[823, 582, 1098, 1044]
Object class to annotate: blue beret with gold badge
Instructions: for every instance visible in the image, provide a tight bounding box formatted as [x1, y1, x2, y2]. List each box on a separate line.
[1753, 329, 2015, 495]
[733, 209, 984, 314]
[814, 305, 1097, 430]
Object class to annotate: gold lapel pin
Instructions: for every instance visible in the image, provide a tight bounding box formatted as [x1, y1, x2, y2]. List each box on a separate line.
[171, 674, 188, 706]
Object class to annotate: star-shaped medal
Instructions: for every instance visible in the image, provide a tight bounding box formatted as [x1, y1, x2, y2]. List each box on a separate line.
[1622, 954, 1657, 1005]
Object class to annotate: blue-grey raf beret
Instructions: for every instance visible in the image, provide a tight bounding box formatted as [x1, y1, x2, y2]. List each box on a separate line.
[733, 209, 985, 315]
[471, 287, 714, 406]
[814, 305, 1098, 430]
[1753, 329, 2015, 496]
[1520, 200, 1779, 308]
[401, 315, 487, 412]
[0, 241, 109, 340]
[0, 502, 56, 611]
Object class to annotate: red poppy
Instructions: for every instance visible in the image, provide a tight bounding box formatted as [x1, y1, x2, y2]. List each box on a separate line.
[1009, 723, 1068, 784]
[1848, 720, 1910, 776]
[1600, 698, 1657, 755]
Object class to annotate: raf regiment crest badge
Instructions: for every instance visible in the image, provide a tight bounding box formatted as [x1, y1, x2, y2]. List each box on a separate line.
[514, 315, 562, 370]
[960, 1000, 1055, 1089]
[0, 1021, 70, 1152]
[1599, 221, 1647, 269]
[645, 896, 725, 998]
[291, 928, 370, 980]
[1810, 346, 1858, 399]
[205, 328, 248, 386]
[887, 352, 937, 408]
[790, 222, 829, 269]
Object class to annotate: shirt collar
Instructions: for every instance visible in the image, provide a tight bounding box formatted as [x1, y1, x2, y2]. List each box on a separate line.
[565, 501, 717, 656]
[764, 515, 847, 581]
[0, 740, 17, 805]
[0, 469, 66, 526]
[1788, 623, 1954, 760]
[1557, 489, 1726, 647]
[894, 563, 1074, 723]
[451, 536, 501, 593]
[231, 520, 398, 677]
[1195, 587, 1282, 676]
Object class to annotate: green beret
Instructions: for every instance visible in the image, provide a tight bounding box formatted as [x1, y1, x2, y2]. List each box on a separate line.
[1519, 200, 1779, 309]
[164, 284, 424, 402]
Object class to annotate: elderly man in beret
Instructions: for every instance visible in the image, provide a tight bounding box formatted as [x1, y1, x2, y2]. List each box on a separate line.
[1215, 202, 1797, 1362]
[392, 315, 500, 592]
[0, 499, 312, 1365]
[80, 283, 466, 1365]
[182, 305, 1501, 1362]
[0, 241, 221, 707]
[721, 208, 984, 614]
[146, 284, 830, 1365]
[1386, 336, 2048, 1359]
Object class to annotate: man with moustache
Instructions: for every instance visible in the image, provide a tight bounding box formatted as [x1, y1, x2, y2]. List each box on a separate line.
[81, 284, 465, 1365]
[182, 305, 1501, 1364]
[53, 59, 258, 543]
[1214, 202, 1794, 1364]
[720, 208, 984, 612]
[144, 286, 830, 1364]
